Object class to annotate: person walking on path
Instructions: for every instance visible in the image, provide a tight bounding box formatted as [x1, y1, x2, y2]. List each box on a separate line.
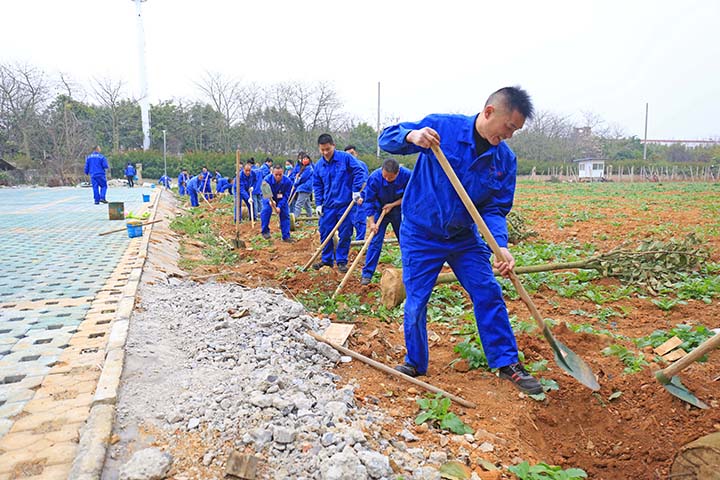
[312, 134, 367, 272]
[292, 154, 314, 217]
[84, 146, 109, 204]
[260, 164, 293, 242]
[178, 169, 189, 196]
[159, 174, 172, 189]
[124, 163, 136, 188]
[360, 158, 411, 285]
[378, 86, 542, 395]
[344, 145, 370, 241]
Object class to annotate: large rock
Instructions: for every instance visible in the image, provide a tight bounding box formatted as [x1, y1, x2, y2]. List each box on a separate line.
[119, 448, 173, 480]
[322, 446, 369, 480]
[358, 450, 392, 479]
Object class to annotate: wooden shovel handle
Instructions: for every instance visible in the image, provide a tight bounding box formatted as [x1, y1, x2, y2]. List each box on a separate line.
[302, 198, 357, 271]
[660, 331, 720, 378]
[430, 145, 548, 331]
[333, 209, 387, 298]
[98, 219, 162, 236]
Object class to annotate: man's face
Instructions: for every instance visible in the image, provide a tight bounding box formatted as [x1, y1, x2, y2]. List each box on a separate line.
[273, 168, 283, 182]
[482, 105, 526, 145]
[319, 142, 335, 161]
[381, 170, 399, 183]
[243, 165, 251, 175]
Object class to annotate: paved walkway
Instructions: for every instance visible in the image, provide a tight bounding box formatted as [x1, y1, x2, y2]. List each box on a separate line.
[0, 186, 157, 479]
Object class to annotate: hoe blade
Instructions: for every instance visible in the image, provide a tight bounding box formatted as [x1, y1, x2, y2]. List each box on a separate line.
[542, 325, 600, 391]
[662, 375, 708, 409]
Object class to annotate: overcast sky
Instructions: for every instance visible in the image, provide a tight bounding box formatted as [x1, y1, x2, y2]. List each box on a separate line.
[2, 0, 718, 140]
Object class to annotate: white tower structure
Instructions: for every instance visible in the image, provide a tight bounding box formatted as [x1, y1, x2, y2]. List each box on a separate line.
[133, 0, 151, 150]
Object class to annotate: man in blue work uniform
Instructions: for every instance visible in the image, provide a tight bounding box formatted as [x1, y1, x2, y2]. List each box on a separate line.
[158, 174, 172, 189]
[344, 145, 369, 241]
[251, 158, 269, 218]
[378, 86, 542, 395]
[237, 162, 257, 222]
[313, 134, 367, 272]
[292, 154, 314, 217]
[200, 166, 213, 200]
[260, 165, 293, 242]
[215, 175, 231, 194]
[178, 169, 189, 196]
[124, 163, 136, 188]
[360, 158, 411, 285]
[84, 146, 109, 204]
[185, 172, 206, 207]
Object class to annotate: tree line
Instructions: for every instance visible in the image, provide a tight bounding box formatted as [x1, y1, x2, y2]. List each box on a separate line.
[0, 62, 718, 184]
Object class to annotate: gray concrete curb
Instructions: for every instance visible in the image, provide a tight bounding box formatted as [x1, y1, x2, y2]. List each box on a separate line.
[68, 189, 165, 480]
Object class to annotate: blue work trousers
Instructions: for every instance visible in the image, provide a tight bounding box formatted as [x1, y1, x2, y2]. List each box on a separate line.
[253, 194, 263, 217]
[91, 175, 107, 203]
[188, 188, 200, 207]
[362, 211, 401, 279]
[352, 203, 367, 241]
[260, 200, 290, 239]
[294, 192, 313, 217]
[178, 184, 187, 196]
[400, 227, 518, 374]
[319, 205, 353, 265]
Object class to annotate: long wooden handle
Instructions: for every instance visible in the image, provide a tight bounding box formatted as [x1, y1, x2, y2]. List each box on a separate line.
[302, 199, 357, 271]
[661, 332, 720, 378]
[98, 219, 162, 236]
[235, 149, 241, 228]
[307, 331, 475, 408]
[430, 145, 548, 331]
[333, 209, 387, 298]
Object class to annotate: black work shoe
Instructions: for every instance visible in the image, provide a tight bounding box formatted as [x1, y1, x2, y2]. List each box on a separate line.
[261, 232, 271, 240]
[394, 363, 420, 377]
[360, 277, 371, 286]
[312, 261, 333, 270]
[337, 263, 348, 273]
[282, 238, 295, 243]
[498, 362, 543, 395]
[99, 199, 108, 204]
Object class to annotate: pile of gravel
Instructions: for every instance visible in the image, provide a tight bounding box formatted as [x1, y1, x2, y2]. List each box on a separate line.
[106, 281, 467, 480]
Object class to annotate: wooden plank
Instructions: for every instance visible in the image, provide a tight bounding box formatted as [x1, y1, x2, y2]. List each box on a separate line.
[654, 336, 683, 356]
[663, 348, 688, 362]
[322, 323, 354, 346]
[225, 451, 259, 480]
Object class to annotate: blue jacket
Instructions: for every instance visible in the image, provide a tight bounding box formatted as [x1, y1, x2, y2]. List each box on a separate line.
[216, 177, 231, 193]
[263, 173, 293, 207]
[253, 165, 270, 193]
[199, 171, 212, 192]
[186, 174, 205, 193]
[363, 166, 412, 218]
[378, 114, 517, 247]
[292, 165, 314, 194]
[124, 165, 136, 177]
[84, 152, 109, 177]
[178, 172, 189, 185]
[238, 170, 256, 200]
[159, 175, 171, 187]
[313, 150, 367, 210]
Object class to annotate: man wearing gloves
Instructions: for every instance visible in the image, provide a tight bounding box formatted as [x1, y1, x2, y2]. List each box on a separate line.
[360, 158, 411, 285]
[237, 162, 257, 221]
[260, 165, 293, 242]
[344, 145, 370, 241]
[84, 146, 109, 204]
[378, 86, 542, 395]
[312, 134, 367, 272]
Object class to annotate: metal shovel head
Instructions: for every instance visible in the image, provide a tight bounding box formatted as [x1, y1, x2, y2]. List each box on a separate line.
[656, 373, 709, 409]
[261, 181, 272, 199]
[231, 237, 246, 249]
[542, 325, 600, 391]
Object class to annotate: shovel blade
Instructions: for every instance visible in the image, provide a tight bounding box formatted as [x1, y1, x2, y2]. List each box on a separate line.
[662, 375, 708, 409]
[231, 238, 246, 249]
[542, 326, 600, 391]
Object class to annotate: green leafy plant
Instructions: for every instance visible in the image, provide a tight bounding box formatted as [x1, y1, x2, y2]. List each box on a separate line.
[651, 297, 687, 311]
[635, 324, 714, 358]
[601, 344, 649, 374]
[453, 335, 489, 370]
[508, 461, 587, 480]
[415, 394, 473, 435]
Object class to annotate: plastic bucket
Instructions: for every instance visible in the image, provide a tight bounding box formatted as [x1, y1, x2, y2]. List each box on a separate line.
[108, 202, 124, 220]
[126, 223, 143, 238]
[142, 194, 150, 203]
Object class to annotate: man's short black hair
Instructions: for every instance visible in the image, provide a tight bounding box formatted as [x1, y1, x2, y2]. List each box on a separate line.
[318, 133, 334, 145]
[486, 86, 534, 120]
[344, 145, 356, 152]
[273, 164, 283, 170]
[265, 157, 273, 163]
[382, 158, 400, 174]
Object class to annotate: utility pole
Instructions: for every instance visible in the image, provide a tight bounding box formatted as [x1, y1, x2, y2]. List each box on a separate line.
[133, 0, 151, 150]
[643, 103, 648, 161]
[163, 129, 167, 180]
[376, 81, 381, 158]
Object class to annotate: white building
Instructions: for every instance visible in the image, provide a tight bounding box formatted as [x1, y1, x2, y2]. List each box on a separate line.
[573, 157, 606, 181]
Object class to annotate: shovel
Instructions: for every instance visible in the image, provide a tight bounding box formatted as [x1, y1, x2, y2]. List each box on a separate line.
[302, 198, 358, 271]
[654, 331, 720, 409]
[431, 145, 600, 391]
[231, 149, 246, 249]
[333, 209, 387, 298]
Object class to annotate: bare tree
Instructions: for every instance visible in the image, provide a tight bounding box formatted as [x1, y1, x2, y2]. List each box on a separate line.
[196, 72, 243, 152]
[92, 77, 126, 153]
